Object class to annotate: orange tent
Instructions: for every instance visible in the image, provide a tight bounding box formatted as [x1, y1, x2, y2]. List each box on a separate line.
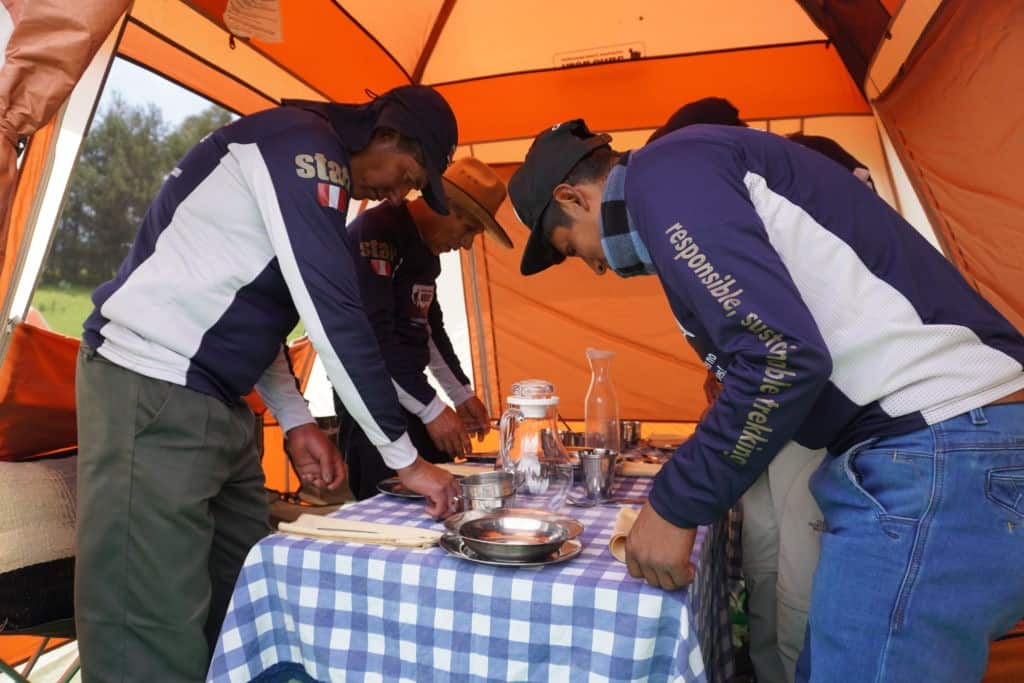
[1, 0, 1022, 672]
[103, 0, 904, 423]
[1, 0, 1020, 477]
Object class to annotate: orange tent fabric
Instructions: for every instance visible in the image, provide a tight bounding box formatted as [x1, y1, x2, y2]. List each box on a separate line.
[0, 0, 131, 292]
[142, 0, 873, 142]
[463, 165, 709, 421]
[0, 637, 70, 674]
[874, 0, 1024, 332]
[2, 0, 1022, 674]
[0, 118, 55, 306]
[438, 42, 867, 144]
[118, 21, 276, 117]
[0, 322, 78, 461]
[0, 327, 316, 462]
[102, 0, 878, 423]
[983, 620, 1024, 683]
[795, 0, 891, 88]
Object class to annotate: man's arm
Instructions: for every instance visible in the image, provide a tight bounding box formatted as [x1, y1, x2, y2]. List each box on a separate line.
[348, 210, 448, 424]
[253, 345, 314, 432]
[230, 122, 416, 471]
[426, 297, 474, 406]
[253, 345, 347, 490]
[427, 298, 490, 439]
[231, 119, 460, 516]
[347, 211, 471, 455]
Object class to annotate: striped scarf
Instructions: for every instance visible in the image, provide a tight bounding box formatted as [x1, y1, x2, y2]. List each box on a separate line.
[600, 152, 656, 278]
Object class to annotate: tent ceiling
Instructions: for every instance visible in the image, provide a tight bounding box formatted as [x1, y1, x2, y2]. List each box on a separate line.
[119, 21, 276, 115]
[340, 0, 446, 78]
[360, 0, 827, 84]
[438, 42, 868, 144]
[134, 1, 871, 143]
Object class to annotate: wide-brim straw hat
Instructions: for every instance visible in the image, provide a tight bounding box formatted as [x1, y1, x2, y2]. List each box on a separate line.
[441, 157, 513, 248]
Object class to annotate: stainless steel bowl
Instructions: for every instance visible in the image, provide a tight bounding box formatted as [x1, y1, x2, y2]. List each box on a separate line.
[444, 509, 584, 540]
[458, 515, 569, 562]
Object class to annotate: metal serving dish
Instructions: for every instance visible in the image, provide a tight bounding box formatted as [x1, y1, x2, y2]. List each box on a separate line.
[458, 515, 569, 563]
[444, 508, 584, 540]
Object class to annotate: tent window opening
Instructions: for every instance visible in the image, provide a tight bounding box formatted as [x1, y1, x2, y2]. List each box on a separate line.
[29, 58, 235, 338]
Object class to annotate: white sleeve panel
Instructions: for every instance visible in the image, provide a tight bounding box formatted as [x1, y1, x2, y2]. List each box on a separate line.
[231, 141, 416, 470]
[254, 347, 315, 433]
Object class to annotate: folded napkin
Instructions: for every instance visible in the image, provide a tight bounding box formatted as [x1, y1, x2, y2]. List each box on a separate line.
[609, 507, 639, 563]
[278, 514, 441, 548]
[438, 462, 495, 477]
[618, 461, 663, 478]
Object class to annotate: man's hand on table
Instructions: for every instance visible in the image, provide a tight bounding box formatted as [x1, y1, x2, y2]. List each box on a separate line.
[285, 422, 347, 491]
[425, 406, 472, 458]
[396, 456, 461, 519]
[456, 396, 491, 441]
[625, 502, 697, 591]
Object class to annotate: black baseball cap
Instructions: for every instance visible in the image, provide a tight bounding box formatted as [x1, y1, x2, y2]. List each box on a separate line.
[647, 97, 746, 143]
[284, 85, 458, 214]
[509, 119, 611, 276]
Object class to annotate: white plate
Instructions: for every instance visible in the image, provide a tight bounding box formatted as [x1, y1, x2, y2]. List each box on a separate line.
[439, 533, 582, 567]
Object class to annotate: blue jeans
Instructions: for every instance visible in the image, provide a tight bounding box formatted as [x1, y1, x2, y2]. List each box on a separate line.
[796, 404, 1024, 682]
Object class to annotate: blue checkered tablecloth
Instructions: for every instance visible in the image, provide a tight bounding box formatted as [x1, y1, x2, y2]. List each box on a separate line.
[208, 474, 733, 683]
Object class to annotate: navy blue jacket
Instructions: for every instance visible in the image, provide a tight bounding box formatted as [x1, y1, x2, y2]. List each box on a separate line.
[84, 105, 417, 468]
[346, 202, 474, 422]
[622, 126, 1024, 527]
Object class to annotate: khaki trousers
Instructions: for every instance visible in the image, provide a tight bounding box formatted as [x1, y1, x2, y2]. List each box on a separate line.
[740, 442, 826, 683]
[75, 345, 269, 682]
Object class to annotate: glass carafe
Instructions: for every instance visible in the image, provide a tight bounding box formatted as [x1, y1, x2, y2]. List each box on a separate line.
[584, 348, 621, 452]
[498, 380, 574, 511]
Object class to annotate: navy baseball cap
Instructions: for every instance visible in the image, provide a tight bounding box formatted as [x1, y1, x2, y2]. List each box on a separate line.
[284, 85, 458, 214]
[375, 85, 458, 215]
[509, 119, 611, 276]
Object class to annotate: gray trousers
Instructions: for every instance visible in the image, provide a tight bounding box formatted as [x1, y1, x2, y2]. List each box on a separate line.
[75, 346, 269, 682]
[740, 442, 826, 683]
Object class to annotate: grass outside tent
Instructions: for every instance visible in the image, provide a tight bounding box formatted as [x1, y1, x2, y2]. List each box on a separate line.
[31, 284, 304, 341]
[31, 285, 94, 338]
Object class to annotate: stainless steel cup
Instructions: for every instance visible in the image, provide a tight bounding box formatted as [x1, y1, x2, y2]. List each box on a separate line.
[619, 420, 642, 449]
[560, 430, 586, 447]
[579, 448, 617, 501]
[455, 471, 517, 511]
[459, 495, 515, 512]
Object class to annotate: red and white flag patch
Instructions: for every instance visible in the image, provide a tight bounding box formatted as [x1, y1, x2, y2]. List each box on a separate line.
[317, 182, 347, 211]
[369, 259, 393, 276]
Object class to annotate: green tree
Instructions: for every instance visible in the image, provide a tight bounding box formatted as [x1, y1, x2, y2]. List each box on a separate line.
[165, 106, 232, 164]
[42, 95, 232, 288]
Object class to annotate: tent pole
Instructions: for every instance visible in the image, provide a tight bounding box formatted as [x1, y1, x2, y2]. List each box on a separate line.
[464, 243, 493, 416]
[0, 108, 63, 362]
[0, 15, 125, 364]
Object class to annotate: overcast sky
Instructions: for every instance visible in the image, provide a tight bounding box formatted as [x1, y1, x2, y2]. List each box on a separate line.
[99, 58, 220, 128]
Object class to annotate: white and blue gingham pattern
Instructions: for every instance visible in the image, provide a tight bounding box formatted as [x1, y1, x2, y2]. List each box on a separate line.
[208, 475, 732, 683]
